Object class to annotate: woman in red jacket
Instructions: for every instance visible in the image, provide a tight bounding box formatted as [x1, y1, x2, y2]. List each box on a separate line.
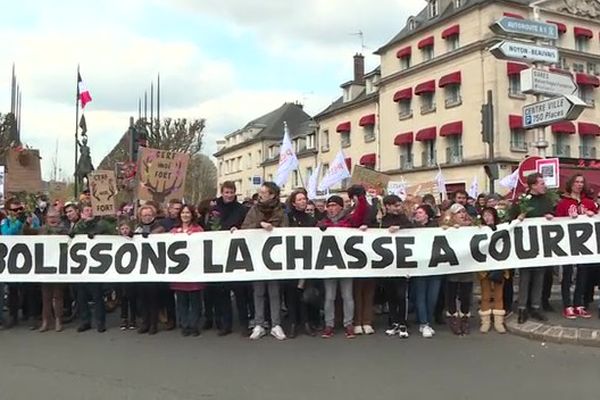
[170, 204, 205, 336]
[555, 174, 598, 319]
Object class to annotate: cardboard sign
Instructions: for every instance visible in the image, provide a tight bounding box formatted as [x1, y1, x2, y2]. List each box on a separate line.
[406, 181, 439, 197]
[89, 170, 118, 216]
[137, 147, 189, 203]
[350, 165, 390, 195]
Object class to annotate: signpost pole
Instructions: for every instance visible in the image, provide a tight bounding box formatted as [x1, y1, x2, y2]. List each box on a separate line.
[531, 5, 547, 158]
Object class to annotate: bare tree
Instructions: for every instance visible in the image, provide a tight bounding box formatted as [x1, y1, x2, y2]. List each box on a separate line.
[184, 154, 218, 204]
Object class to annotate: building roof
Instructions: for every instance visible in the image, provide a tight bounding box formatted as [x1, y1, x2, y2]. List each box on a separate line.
[214, 102, 315, 157]
[314, 89, 378, 120]
[376, 0, 531, 54]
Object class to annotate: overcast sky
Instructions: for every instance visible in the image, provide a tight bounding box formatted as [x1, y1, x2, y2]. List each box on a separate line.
[1, 0, 423, 180]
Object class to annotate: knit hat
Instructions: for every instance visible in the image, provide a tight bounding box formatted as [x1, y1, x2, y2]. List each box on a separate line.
[449, 203, 465, 214]
[327, 195, 344, 208]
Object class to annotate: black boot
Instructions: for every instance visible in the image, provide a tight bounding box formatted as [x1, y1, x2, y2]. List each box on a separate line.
[288, 323, 297, 339]
[517, 309, 528, 324]
[529, 309, 548, 322]
[304, 322, 316, 337]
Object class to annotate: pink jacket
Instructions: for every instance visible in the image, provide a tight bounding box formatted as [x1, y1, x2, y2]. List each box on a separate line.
[170, 224, 206, 292]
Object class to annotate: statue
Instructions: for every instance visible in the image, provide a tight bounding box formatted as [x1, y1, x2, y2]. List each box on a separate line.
[76, 135, 94, 191]
[561, 0, 600, 18]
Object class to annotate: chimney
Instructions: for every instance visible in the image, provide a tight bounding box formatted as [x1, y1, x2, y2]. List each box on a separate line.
[353, 53, 365, 85]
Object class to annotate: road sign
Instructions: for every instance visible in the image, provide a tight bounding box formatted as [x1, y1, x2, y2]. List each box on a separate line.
[518, 156, 542, 185]
[522, 95, 586, 129]
[490, 17, 559, 40]
[490, 40, 559, 64]
[520, 68, 578, 97]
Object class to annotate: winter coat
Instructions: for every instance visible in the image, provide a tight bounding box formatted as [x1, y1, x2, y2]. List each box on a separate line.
[207, 197, 248, 231]
[70, 217, 114, 236]
[555, 194, 598, 217]
[380, 213, 411, 229]
[170, 224, 206, 292]
[283, 208, 317, 228]
[242, 199, 286, 229]
[318, 195, 369, 229]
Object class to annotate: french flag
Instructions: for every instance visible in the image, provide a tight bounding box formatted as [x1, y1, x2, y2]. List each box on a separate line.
[78, 72, 92, 109]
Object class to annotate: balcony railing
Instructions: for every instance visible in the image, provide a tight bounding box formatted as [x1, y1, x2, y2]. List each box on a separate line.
[580, 146, 596, 159]
[421, 150, 437, 167]
[552, 144, 571, 158]
[398, 110, 413, 120]
[445, 146, 463, 164]
[400, 154, 413, 170]
[444, 96, 462, 108]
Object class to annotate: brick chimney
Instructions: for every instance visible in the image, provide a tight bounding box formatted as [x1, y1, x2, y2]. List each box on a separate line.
[353, 53, 365, 85]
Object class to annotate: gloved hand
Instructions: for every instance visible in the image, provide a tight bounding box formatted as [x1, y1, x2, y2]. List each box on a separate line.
[142, 232, 149, 239]
[68, 232, 75, 239]
[87, 233, 95, 239]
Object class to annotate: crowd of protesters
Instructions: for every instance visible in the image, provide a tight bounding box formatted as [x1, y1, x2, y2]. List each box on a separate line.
[0, 172, 599, 340]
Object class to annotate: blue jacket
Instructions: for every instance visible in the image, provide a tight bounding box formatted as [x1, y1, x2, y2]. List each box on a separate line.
[1, 218, 24, 236]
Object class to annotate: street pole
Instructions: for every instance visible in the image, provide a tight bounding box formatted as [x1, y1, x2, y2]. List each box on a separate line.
[74, 65, 80, 198]
[531, 2, 550, 158]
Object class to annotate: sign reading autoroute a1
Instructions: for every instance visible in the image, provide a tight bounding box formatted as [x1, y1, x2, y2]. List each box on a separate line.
[520, 68, 578, 97]
[490, 17, 559, 40]
[490, 40, 559, 64]
[522, 95, 586, 129]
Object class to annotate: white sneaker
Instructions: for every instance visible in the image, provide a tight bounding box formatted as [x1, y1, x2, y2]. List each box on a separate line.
[385, 323, 400, 336]
[398, 324, 409, 338]
[249, 325, 266, 340]
[421, 324, 434, 338]
[270, 325, 287, 341]
[354, 325, 364, 335]
[363, 324, 375, 335]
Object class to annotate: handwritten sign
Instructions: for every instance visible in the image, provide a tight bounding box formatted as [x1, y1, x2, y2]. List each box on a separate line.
[89, 170, 118, 216]
[350, 165, 390, 195]
[137, 147, 189, 203]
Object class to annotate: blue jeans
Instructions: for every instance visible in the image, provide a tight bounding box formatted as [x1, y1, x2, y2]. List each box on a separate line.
[176, 291, 202, 330]
[414, 277, 442, 325]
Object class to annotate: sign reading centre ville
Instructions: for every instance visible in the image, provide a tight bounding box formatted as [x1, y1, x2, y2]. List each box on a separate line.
[520, 68, 578, 97]
[490, 40, 559, 64]
[522, 95, 586, 129]
[490, 17, 559, 40]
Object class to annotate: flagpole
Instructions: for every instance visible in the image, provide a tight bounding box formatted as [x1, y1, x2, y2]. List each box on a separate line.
[74, 65, 80, 198]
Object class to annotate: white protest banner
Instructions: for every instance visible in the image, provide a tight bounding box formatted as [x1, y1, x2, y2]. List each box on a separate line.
[306, 163, 321, 200]
[318, 150, 350, 191]
[274, 122, 299, 187]
[0, 217, 599, 282]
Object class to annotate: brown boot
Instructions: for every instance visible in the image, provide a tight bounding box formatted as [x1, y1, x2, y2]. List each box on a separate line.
[493, 310, 506, 334]
[479, 310, 492, 334]
[53, 298, 64, 332]
[446, 313, 461, 335]
[55, 318, 63, 332]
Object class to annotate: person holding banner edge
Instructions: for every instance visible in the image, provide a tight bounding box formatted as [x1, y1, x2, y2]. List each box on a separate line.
[242, 181, 287, 341]
[513, 173, 556, 325]
[318, 185, 369, 339]
[555, 174, 598, 320]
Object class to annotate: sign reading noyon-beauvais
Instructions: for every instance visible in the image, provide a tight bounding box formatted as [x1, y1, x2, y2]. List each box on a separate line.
[490, 17, 559, 40]
[520, 68, 578, 97]
[522, 95, 586, 129]
[490, 40, 559, 64]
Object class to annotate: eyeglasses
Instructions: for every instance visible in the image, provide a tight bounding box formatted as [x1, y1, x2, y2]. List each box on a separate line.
[9, 207, 23, 212]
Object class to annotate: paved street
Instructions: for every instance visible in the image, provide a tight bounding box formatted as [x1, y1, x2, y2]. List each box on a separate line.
[1, 315, 599, 400]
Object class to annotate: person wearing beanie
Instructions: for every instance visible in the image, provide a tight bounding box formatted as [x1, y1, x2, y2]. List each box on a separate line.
[318, 185, 369, 339]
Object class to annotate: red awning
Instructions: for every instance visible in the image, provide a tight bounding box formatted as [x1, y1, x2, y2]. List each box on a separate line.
[393, 88, 413, 102]
[415, 127, 437, 142]
[394, 132, 414, 146]
[578, 122, 600, 136]
[576, 73, 600, 87]
[396, 46, 412, 58]
[345, 158, 352, 171]
[509, 115, 522, 129]
[441, 25, 460, 39]
[359, 153, 376, 166]
[336, 121, 351, 133]
[414, 80, 436, 95]
[439, 71, 461, 87]
[574, 27, 593, 38]
[440, 121, 463, 137]
[358, 114, 376, 126]
[507, 62, 528, 75]
[417, 36, 434, 49]
[547, 20, 567, 34]
[503, 12, 524, 19]
[551, 122, 576, 134]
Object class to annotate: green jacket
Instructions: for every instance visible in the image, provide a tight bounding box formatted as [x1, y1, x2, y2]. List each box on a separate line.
[71, 217, 115, 236]
[510, 193, 556, 220]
